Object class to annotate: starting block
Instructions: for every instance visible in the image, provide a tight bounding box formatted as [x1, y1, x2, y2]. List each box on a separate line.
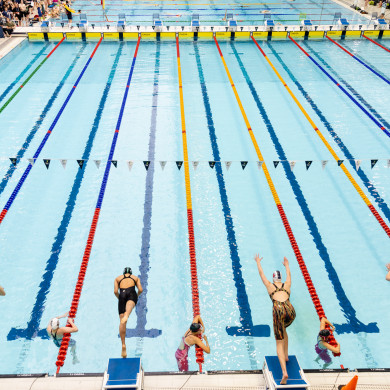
[41, 20, 51, 32]
[78, 13, 88, 31]
[375, 18, 388, 29]
[301, 19, 313, 31]
[337, 18, 349, 30]
[265, 19, 275, 30]
[102, 358, 143, 390]
[263, 355, 309, 389]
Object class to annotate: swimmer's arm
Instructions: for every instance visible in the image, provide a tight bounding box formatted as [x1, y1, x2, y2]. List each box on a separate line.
[320, 317, 335, 331]
[283, 257, 291, 287]
[114, 278, 119, 299]
[136, 277, 143, 296]
[61, 318, 78, 334]
[192, 334, 210, 354]
[322, 340, 340, 354]
[254, 254, 271, 287]
[192, 315, 205, 333]
[0, 285, 5, 296]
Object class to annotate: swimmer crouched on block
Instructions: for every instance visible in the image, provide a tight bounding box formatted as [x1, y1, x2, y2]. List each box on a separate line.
[114, 267, 143, 358]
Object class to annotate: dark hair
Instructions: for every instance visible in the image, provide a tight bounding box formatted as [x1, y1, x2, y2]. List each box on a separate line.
[319, 329, 330, 338]
[190, 323, 201, 333]
[123, 267, 132, 275]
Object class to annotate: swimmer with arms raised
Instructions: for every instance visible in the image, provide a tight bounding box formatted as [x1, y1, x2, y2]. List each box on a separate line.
[175, 315, 210, 371]
[114, 267, 143, 358]
[255, 254, 296, 385]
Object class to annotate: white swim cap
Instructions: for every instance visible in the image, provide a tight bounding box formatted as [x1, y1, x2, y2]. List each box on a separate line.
[50, 318, 60, 330]
[273, 270, 282, 282]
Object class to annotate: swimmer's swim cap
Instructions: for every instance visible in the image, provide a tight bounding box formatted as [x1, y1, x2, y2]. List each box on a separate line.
[123, 267, 132, 275]
[273, 270, 282, 282]
[50, 318, 60, 330]
[190, 323, 201, 333]
[319, 329, 330, 338]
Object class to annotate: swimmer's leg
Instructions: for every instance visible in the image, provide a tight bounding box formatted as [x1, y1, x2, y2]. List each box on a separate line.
[283, 328, 289, 361]
[276, 338, 288, 384]
[119, 300, 135, 358]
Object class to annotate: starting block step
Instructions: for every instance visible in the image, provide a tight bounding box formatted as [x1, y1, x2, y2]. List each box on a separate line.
[263, 355, 309, 389]
[102, 357, 143, 390]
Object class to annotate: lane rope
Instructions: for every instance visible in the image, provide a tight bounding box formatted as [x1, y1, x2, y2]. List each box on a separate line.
[176, 35, 204, 372]
[214, 35, 339, 352]
[326, 36, 390, 86]
[0, 38, 103, 226]
[55, 36, 141, 374]
[289, 36, 390, 138]
[362, 34, 390, 53]
[0, 37, 65, 115]
[252, 36, 390, 239]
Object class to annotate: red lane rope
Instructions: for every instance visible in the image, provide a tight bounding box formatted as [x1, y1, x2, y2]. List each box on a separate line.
[363, 34, 390, 53]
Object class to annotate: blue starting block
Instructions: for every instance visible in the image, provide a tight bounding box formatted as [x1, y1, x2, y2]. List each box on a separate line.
[191, 13, 200, 29]
[375, 18, 387, 29]
[337, 18, 349, 27]
[41, 20, 51, 32]
[263, 355, 309, 389]
[265, 19, 275, 27]
[117, 13, 126, 31]
[301, 19, 312, 26]
[153, 13, 163, 31]
[102, 358, 143, 390]
[79, 13, 88, 31]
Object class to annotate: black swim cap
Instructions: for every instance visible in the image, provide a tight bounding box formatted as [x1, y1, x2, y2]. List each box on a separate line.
[123, 267, 132, 275]
[190, 323, 201, 333]
[319, 329, 330, 338]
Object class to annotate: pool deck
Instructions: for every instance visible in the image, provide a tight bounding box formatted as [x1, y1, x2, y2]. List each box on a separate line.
[0, 370, 389, 389]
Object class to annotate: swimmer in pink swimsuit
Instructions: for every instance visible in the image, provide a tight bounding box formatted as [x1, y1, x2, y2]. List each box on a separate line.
[315, 317, 340, 368]
[175, 315, 210, 372]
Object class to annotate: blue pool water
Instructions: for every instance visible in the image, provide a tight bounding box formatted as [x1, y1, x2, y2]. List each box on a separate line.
[0, 36, 390, 375]
[52, 0, 370, 26]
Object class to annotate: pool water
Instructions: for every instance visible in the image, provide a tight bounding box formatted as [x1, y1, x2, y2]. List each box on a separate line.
[0, 36, 390, 375]
[52, 0, 370, 26]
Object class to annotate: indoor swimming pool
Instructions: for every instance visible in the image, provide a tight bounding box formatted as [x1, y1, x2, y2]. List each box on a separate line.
[0, 35, 390, 375]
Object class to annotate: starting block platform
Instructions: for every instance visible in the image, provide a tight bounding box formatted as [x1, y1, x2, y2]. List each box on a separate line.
[263, 355, 309, 389]
[102, 358, 143, 390]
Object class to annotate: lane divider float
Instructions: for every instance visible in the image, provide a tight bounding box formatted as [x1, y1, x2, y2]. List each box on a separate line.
[0, 37, 65, 115]
[326, 36, 390, 86]
[0, 38, 103, 226]
[362, 34, 390, 53]
[176, 35, 204, 372]
[214, 36, 339, 352]
[289, 36, 390, 138]
[251, 36, 390, 238]
[55, 36, 141, 374]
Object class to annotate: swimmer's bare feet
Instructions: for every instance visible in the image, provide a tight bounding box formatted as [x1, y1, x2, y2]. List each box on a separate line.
[121, 315, 129, 324]
[285, 357, 289, 362]
[121, 345, 127, 358]
[280, 374, 288, 385]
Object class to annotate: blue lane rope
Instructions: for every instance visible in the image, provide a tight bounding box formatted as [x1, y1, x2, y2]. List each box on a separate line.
[0, 39, 103, 223]
[0, 44, 87, 198]
[289, 36, 390, 139]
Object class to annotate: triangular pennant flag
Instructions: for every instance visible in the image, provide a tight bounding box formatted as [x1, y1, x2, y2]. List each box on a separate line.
[60, 159, 67, 169]
[322, 160, 328, 169]
[94, 160, 101, 169]
[192, 161, 199, 170]
[9, 158, 17, 166]
[337, 160, 344, 166]
[111, 160, 117, 168]
[355, 159, 361, 171]
[290, 161, 296, 170]
[28, 158, 35, 166]
[43, 159, 50, 169]
[143, 161, 150, 171]
[371, 159, 378, 169]
[77, 159, 84, 169]
[225, 161, 232, 170]
[241, 161, 248, 170]
[273, 161, 279, 168]
[257, 161, 263, 170]
[160, 161, 167, 170]
[127, 161, 133, 171]
[209, 161, 216, 169]
[305, 161, 312, 170]
[176, 161, 183, 170]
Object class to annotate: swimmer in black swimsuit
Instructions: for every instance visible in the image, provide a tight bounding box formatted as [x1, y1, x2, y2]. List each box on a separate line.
[114, 267, 143, 358]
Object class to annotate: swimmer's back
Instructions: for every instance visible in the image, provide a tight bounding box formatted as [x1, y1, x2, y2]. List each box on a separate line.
[116, 274, 138, 289]
[267, 282, 291, 303]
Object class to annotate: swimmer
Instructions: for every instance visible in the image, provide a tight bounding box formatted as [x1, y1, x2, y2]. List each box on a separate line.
[46, 313, 79, 364]
[114, 267, 143, 358]
[175, 315, 210, 372]
[386, 263, 390, 281]
[0, 285, 5, 296]
[315, 317, 340, 368]
[255, 254, 296, 385]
